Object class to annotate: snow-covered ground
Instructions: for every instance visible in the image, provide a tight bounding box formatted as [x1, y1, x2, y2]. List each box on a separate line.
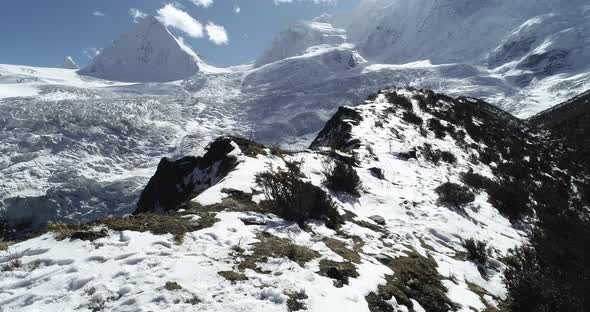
[0, 91, 526, 311]
[1, 0, 589, 239]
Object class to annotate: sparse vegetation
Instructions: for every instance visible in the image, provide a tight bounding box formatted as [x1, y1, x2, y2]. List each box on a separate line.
[504, 210, 590, 312]
[421, 144, 456, 165]
[463, 238, 490, 266]
[402, 111, 423, 126]
[47, 222, 108, 241]
[218, 271, 248, 284]
[318, 259, 359, 287]
[46, 212, 219, 244]
[255, 161, 342, 229]
[366, 251, 458, 312]
[1, 248, 22, 272]
[439, 151, 457, 164]
[385, 92, 413, 111]
[286, 290, 308, 312]
[486, 179, 530, 221]
[435, 182, 475, 210]
[322, 158, 362, 196]
[461, 170, 492, 190]
[238, 232, 320, 272]
[164, 281, 183, 291]
[323, 237, 361, 264]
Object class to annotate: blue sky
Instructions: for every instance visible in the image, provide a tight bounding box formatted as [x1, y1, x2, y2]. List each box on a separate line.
[0, 0, 360, 68]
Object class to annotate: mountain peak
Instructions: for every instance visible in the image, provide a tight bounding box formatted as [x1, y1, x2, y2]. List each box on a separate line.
[62, 56, 79, 69]
[78, 15, 203, 82]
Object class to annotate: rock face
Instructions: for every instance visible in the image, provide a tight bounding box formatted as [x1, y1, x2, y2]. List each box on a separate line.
[62, 56, 79, 69]
[78, 16, 202, 82]
[254, 21, 347, 68]
[528, 90, 590, 166]
[135, 137, 239, 214]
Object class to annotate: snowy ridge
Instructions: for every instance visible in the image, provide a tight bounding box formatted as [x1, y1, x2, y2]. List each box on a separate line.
[62, 57, 79, 70]
[0, 88, 538, 311]
[255, 21, 348, 68]
[78, 16, 203, 82]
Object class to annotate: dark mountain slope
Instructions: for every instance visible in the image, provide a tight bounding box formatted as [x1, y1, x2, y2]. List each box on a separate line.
[528, 90, 590, 167]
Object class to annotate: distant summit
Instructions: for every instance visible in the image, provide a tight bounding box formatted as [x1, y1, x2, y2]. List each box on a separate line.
[78, 16, 203, 82]
[254, 21, 347, 68]
[62, 56, 79, 69]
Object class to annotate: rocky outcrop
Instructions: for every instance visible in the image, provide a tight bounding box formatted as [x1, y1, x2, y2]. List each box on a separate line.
[309, 106, 362, 151]
[135, 137, 242, 214]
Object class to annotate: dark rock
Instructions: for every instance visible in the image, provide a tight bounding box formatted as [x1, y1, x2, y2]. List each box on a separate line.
[135, 137, 245, 214]
[368, 215, 386, 226]
[396, 149, 417, 160]
[309, 107, 363, 151]
[368, 167, 385, 180]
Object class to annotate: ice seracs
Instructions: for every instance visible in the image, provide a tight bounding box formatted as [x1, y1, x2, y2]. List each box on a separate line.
[78, 16, 203, 82]
[62, 56, 79, 69]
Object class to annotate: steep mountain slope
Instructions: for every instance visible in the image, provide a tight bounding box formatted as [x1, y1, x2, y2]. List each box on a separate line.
[330, 0, 588, 65]
[255, 21, 347, 68]
[78, 16, 203, 82]
[2, 88, 587, 311]
[254, 0, 590, 116]
[62, 57, 79, 70]
[528, 90, 590, 166]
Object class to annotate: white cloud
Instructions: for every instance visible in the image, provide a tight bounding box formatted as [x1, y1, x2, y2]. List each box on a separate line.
[83, 47, 101, 60]
[206, 22, 228, 45]
[188, 0, 213, 8]
[92, 11, 105, 17]
[234, 5, 241, 14]
[156, 4, 204, 38]
[128, 8, 148, 23]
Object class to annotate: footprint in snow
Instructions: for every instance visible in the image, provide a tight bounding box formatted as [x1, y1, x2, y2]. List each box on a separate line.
[124, 257, 146, 265]
[152, 241, 172, 249]
[114, 253, 136, 261]
[86, 256, 109, 263]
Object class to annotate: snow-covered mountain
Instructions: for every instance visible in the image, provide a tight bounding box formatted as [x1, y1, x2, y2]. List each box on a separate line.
[255, 21, 348, 68]
[0, 0, 589, 259]
[1, 88, 587, 311]
[62, 56, 79, 70]
[78, 16, 204, 82]
[255, 0, 590, 115]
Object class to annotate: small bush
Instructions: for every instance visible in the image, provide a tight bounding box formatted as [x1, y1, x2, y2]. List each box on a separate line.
[428, 118, 448, 139]
[385, 92, 413, 111]
[256, 161, 342, 229]
[461, 170, 492, 190]
[463, 238, 490, 265]
[421, 144, 456, 165]
[402, 111, 423, 126]
[164, 281, 183, 291]
[439, 151, 457, 164]
[487, 179, 530, 221]
[435, 182, 475, 210]
[319, 259, 359, 287]
[504, 210, 590, 311]
[286, 290, 308, 312]
[422, 144, 442, 164]
[323, 159, 362, 196]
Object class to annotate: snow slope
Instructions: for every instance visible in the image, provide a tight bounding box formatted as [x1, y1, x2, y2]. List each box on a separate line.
[0, 89, 530, 311]
[255, 21, 347, 68]
[62, 57, 79, 70]
[1, 0, 590, 232]
[78, 16, 203, 83]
